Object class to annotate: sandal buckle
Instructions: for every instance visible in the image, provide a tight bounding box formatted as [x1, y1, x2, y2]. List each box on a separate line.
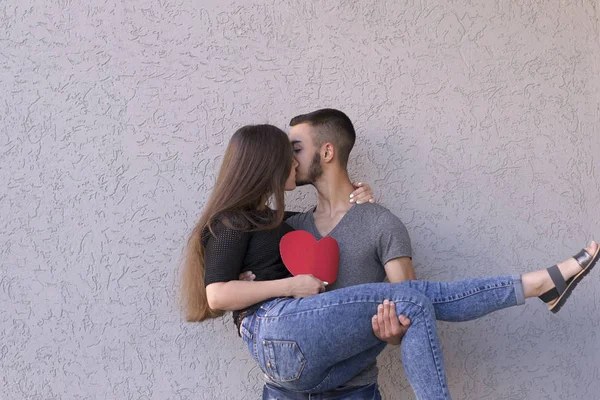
[574, 249, 593, 269]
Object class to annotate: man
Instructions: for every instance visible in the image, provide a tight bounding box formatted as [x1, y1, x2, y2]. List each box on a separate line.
[245, 109, 414, 399]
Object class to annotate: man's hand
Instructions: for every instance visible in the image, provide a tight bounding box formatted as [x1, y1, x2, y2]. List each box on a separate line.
[372, 300, 410, 345]
[239, 271, 255, 281]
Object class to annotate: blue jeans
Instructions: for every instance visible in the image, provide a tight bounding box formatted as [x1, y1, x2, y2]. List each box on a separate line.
[262, 382, 381, 399]
[240, 276, 525, 400]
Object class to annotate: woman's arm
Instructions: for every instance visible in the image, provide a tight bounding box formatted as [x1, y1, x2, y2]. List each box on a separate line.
[283, 183, 376, 219]
[206, 275, 326, 311]
[206, 279, 291, 310]
[204, 221, 327, 312]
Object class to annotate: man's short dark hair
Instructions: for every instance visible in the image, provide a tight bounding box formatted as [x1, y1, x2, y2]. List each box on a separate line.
[289, 108, 356, 167]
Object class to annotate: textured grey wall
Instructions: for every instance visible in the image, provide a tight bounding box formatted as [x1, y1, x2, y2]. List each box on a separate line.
[2, 1, 599, 399]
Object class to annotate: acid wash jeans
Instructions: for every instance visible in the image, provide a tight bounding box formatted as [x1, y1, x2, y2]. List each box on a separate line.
[262, 382, 381, 399]
[240, 276, 525, 400]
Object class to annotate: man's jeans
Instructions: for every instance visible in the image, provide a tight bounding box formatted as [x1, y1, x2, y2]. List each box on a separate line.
[240, 276, 525, 400]
[262, 382, 381, 399]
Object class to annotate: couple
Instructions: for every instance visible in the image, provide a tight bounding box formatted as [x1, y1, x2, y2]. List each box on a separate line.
[181, 109, 599, 400]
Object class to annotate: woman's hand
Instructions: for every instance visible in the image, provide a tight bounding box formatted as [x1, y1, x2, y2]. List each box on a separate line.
[350, 182, 376, 204]
[287, 274, 327, 298]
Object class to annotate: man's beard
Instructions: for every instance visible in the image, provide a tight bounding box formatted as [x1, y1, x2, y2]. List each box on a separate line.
[296, 151, 323, 186]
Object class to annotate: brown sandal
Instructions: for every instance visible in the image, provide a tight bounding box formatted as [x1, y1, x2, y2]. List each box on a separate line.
[539, 245, 600, 313]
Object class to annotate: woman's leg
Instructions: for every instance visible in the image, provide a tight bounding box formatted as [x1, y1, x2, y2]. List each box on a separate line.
[284, 273, 525, 396]
[244, 243, 598, 398]
[246, 285, 450, 399]
[397, 242, 598, 321]
[400, 275, 523, 321]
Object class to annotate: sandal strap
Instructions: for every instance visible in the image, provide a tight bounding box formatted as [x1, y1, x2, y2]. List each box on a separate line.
[539, 287, 559, 303]
[546, 264, 567, 296]
[573, 249, 593, 269]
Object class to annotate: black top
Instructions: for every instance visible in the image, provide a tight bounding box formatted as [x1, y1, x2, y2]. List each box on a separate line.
[202, 211, 298, 325]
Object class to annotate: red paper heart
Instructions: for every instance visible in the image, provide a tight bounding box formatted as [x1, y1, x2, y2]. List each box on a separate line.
[280, 230, 339, 284]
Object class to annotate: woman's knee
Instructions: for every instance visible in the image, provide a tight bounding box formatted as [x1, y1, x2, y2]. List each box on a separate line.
[389, 285, 434, 318]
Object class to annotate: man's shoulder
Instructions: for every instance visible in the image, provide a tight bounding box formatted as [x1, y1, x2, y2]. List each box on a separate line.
[351, 202, 393, 218]
[350, 203, 407, 232]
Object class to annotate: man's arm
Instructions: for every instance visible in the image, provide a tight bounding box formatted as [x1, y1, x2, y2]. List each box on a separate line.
[370, 256, 415, 345]
[373, 212, 415, 345]
[384, 256, 416, 283]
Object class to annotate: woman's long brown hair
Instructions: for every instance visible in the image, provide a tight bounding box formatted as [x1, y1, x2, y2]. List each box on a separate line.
[181, 124, 293, 322]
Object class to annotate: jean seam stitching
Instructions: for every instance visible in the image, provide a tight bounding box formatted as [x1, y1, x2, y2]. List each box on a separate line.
[431, 283, 514, 304]
[263, 340, 307, 382]
[422, 308, 449, 398]
[252, 314, 265, 378]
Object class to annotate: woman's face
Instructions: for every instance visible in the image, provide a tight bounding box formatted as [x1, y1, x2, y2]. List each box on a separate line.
[284, 157, 299, 191]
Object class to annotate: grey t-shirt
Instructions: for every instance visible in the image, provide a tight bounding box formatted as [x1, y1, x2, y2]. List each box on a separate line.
[285, 203, 412, 387]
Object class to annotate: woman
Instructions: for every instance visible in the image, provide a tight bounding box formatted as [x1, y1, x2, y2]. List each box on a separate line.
[181, 124, 598, 400]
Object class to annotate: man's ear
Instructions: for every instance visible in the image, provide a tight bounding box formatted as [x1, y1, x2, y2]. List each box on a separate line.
[322, 143, 335, 163]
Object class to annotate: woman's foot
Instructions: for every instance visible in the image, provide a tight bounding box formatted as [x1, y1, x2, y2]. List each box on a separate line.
[522, 241, 599, 313]
[536, 241, 598, 295]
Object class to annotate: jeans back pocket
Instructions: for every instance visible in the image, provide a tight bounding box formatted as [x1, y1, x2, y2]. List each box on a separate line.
[262, 340, 306, 382]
